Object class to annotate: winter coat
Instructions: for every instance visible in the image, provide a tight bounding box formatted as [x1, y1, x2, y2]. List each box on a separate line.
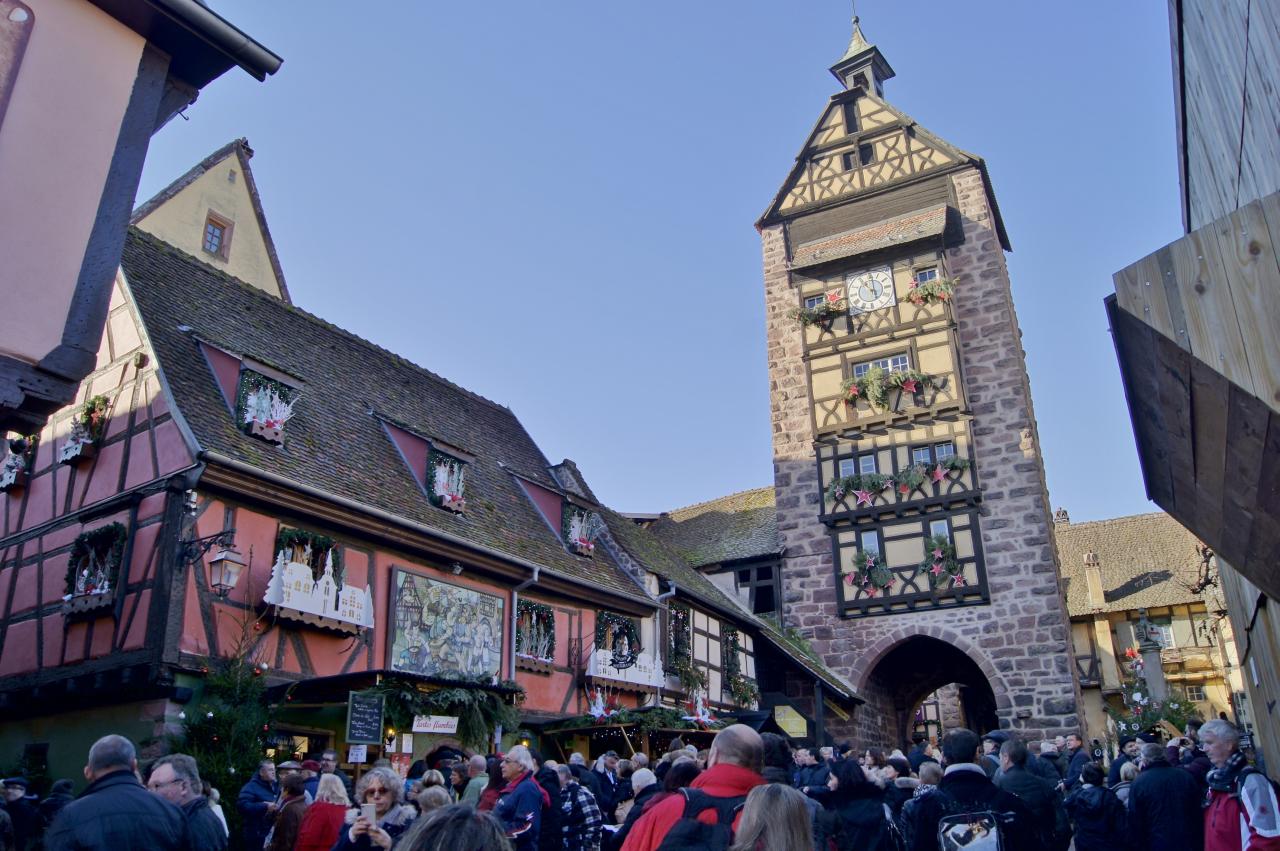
[762, 767, 824, 851]
[999, 765, 1067, 848]
[619, 762, 765, 851]
[44, 769, 188, 851]
[606, 781, 662, 851]
[819, 781, 896, 851]
[3, 798, 38, 851]
[535, 765, 565, 851]
[235, 774, 279, 850]
[36, 792, 74, 832]
[908, 745, 937, 773]
[1028, 754, 1063, 785]
[495, 771, 548, 851]
[1125, 762, 1204, 851]
[571, 767, 604, 813]
[294, 800, 347, 851]
[1204, 760, 1280, 851]
[1064, 747, 1090, 789]
[560, 781, 604, 851]
[264, 795, 305, 851]
[182, 795, 228, 851]
[478, 785, 502, 812]
[330, 803, 416, 851]
[903, 764, 1037, 851]
[461, 774, 488, 807]
[594, 769, 622, 824]
[1112, 781, 1132, 805]
[0, 809, 13, 851]
[1065, 783, 1126, 851]
[1108, 753, 1133, 788]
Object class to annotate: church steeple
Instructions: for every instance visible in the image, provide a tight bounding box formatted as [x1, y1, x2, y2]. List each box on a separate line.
[829, 14, 895, 95]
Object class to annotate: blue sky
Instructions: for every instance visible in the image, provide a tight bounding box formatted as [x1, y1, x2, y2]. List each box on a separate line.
[137, 2, 1181, 521]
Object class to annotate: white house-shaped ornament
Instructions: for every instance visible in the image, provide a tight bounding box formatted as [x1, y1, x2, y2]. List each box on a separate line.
[264, 549, 374, 633]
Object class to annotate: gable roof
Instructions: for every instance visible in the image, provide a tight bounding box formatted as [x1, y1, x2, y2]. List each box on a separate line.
[1054, 512, 1211, 616]
[132, 138, 292, 303]
[119, 228, 646, 602]
[647, 487, 781, 568]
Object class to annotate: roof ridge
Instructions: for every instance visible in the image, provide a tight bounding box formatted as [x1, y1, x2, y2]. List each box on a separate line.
[1056, 511, 1175, 529]
[125, 228, 515, 416]
[662, 485, 776, 519]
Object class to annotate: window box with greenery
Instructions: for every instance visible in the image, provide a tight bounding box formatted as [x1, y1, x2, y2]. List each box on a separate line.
[826, 457, 969, 507]
[563, 504, 605, 557]
[722, 628, 759, 708]
[0, 435, 36, 493]
[58, 395, 109, 465]
[906, 277, 954, 306]
[428, 450, 467, 513]
[236, 370, 298, 446]
[841, 366, 933, 412]
[667, 603, 707, 694]
[515, 599, 556, 674]
[62, 523, 127, 616]
[791, 291, 848, 326]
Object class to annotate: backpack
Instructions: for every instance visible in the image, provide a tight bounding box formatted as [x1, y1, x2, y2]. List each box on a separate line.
[654, 788, 745, 851]
[934, 791, 1014, 851]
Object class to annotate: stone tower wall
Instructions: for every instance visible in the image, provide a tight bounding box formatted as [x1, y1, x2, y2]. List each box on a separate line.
[765, 166, 1081, 745]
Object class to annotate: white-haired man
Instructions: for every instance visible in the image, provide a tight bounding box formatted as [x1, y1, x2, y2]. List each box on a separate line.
[1201, 719, 1280, 851]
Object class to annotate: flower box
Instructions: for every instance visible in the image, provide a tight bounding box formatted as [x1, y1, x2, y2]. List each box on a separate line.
[515, 654, 554, 675]
[248, 420, 284, 445]
[58, 439, 97, 466]
[63, 589, 116, 618]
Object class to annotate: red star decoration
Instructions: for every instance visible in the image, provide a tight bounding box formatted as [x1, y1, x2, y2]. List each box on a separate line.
[901, 379, 919, 393]
[844, 573, 856, 585]
[825, 290, 843, 303]
[853, 489, 873, 507]
[932, 548, 944, 559]
[899, 483, 911, 494]
[931, 465, 947, 483]
[954, 574, 966, 586]
[930, 562, 944, 575]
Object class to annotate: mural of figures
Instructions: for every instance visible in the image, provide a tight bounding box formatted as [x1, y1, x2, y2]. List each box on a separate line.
[390, 570, 504, 679]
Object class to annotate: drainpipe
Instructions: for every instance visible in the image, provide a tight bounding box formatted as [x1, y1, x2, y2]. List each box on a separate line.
[510, 566, 541, 680]
[653, 583, 677, 706]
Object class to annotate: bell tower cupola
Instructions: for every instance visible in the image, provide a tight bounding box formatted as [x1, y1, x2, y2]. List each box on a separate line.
[829, 15, 895, 95]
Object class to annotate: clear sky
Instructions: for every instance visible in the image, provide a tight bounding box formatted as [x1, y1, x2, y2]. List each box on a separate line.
[136, 1, 1181, 522]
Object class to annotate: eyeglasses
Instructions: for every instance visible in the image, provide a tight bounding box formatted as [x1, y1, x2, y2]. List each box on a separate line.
[148, 778, 184, 792]
[366, 787, 390, 796]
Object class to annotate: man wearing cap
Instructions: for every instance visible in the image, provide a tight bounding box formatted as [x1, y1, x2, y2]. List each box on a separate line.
[3, 778, 40, 851]
[981, 731, 1008, 780]
[1108, 736, 1140, 787]
[300, 760, 322, 800]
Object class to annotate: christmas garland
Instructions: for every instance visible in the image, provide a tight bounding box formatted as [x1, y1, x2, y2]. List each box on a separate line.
[791, 292, 848, 326]
[920, 534, 964, 588]
[1105, 650, 1196, 736]
[844, 550, 894, 597]
[668, 603, 707, 694]
[274, 527, 344, 587]
[722, 628, 759, 708]
[841, 366, 933, 412]
[546, 705, 723, 734]
[235, 370, 296, 434]
[906, 278, 954, 306]
[595, 611, 642, 667]
[827, 457, 970, 505]
[515, 599, 556, 660]
[369, 675, 524, 751]
[65, 522, 128, 596]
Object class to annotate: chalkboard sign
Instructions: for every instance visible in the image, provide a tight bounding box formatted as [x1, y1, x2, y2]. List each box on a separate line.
[345, 691, 384, 745]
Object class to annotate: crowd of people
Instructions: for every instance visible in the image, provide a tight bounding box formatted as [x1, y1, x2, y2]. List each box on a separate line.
[0, 717, 1274, 851]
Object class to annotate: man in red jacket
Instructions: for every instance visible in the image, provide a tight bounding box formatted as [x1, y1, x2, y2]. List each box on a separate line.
[1201, 719, 1280, 851]
[620, 724, 764, 851]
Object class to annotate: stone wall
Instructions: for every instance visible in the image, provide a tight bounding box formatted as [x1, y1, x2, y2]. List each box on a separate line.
[764, 165, 1081, 747]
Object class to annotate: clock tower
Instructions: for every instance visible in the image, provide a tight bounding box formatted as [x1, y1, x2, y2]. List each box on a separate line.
[760, 16, 1080, 745]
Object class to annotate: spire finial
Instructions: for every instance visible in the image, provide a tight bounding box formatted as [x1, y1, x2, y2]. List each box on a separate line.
[830, 5, 895, 92]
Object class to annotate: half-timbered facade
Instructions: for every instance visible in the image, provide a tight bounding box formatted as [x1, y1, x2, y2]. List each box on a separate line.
[761, 18, 1079, 746]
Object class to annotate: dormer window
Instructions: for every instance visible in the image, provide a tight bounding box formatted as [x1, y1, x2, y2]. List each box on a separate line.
[428, 450, 466, 513]
[236, 368, 298, 445]
[202, 211, 233, 260]
[563, 504, 604, 557]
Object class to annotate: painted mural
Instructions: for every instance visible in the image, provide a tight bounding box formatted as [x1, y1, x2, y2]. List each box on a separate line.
[389, 570, 504, 679]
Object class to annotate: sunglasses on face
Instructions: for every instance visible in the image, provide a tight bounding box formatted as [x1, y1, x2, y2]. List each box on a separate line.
[366, 787, 390, 797]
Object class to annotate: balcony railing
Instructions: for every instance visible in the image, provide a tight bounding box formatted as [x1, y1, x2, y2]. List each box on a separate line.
[587, 649, 665, 690]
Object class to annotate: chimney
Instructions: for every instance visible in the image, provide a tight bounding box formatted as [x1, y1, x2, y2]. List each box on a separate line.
[1083, 550, 1105, 609]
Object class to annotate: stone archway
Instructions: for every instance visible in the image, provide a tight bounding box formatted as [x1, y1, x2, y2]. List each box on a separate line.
[854, 632, 1005, 749]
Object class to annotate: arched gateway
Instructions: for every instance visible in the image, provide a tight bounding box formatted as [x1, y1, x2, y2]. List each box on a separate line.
[761, 18, 1080, 747]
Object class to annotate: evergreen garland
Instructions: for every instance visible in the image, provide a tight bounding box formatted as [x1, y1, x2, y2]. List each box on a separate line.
[369, 675, 524, 751]
[920, 534, 963, 588]
[515, 599, 556, 660]
[546, 705, 723, 733]
[906, 278, 954, 306]
[841, 366, 933, 412]
[826, 457, 970, 505]
[595, 612, 641, 651]
[844, 551, 894, 597]
[790, 293, 849, 326]
[274, 527, 344, 587]
[721, 628, 759, 708]
[668, 604, 706, 694]
[64, 523, 128, 595]
[1105, 650, 1197, 736]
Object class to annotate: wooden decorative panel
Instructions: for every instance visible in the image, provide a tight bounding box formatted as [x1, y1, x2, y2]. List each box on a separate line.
[817, 430, 979, 520]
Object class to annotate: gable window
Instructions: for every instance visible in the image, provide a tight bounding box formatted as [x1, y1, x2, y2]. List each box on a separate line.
[859, 143, 876, 166]
[914, 267, 939, 285]
[563, 504, 604, 557]
[236, 368, 299, 446]
[428, 450, 467, 513]
[842, 102, 859, 135]
[202, 211, 233, 259]
[734, 563, 778, 616]
[853, 354, 909, 379]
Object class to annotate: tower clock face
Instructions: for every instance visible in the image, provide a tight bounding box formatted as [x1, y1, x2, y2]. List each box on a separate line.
[845, 267, 896, 314]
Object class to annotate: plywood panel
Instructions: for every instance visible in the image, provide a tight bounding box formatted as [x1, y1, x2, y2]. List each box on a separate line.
[1232, 196, 1280, 405]
[1239, 0, 1280, 211]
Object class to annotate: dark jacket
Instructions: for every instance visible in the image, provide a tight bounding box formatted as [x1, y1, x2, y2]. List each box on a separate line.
[1107, 753, 1133, 788]
[235, 773, 278, 849]
[1065, 784, 1126, 851]
[594, 769, 622, 823]
[999, 765, 1068, 849]
[535, 765, 564, 851]
[330, 803, 416, 851]
[3, 798, 38, 851]
[606, 781, 662, 851]
[36, 791, 74, 831]
[762, 767, 824, 851]
[904, 765, 1037, 851]
[0, 808, 12, 851]
[819, 781, 895, 851]
[44, 769, 189, 851]
[571, 766, 604, 809]
[560, 781, 604, 851]
[908, 746, 938, 773]
[1028, 754, 1063, 785]
[265, 795, 305, 851]
[798, 762, 831, 795]
[1125, 762, 1204, 851]
[495, 771, 547, 851]
[182, 795, 228, 851]
[1064, 747, 1090, 789]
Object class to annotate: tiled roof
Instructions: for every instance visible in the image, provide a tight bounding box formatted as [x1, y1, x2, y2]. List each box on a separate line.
[600, 506, 856, 700]
[789, 204, 948, 269]
[648, 487, 781, 568]
[120, 229, 646, 600]
[1054, 512, 1210, 616]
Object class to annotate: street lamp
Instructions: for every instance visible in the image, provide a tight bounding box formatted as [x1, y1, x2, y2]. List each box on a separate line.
[179, 529, 244, 598]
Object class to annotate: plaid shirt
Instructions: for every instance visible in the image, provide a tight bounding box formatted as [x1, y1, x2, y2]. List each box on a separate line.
[561, 781, 603, 851]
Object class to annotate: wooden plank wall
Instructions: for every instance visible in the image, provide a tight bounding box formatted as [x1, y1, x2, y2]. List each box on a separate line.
[1113, 191, 1280, 415]
[1179, 0, 1280, 231]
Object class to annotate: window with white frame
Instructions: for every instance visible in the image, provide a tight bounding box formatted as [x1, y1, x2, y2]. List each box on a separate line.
[852, 354, 909, 379]
[859, 530, 882, 560]
[804, 294, 826, 310]
[935, 442, 956, 460]
[838, 453, 878, 478]
[912, 446, 933, 466]
[914, 267, 939, 285]
[928, 518, 950, 539]
[1185, 684, 1206, 702]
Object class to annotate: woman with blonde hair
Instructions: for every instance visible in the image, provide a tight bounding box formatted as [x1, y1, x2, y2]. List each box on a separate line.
[332, 766, 417, 849]
[295, 773, 350, 851]
[729, 783, 813, 851]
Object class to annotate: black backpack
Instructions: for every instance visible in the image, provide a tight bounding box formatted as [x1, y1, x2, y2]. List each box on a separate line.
[654, 788, 746, 851]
